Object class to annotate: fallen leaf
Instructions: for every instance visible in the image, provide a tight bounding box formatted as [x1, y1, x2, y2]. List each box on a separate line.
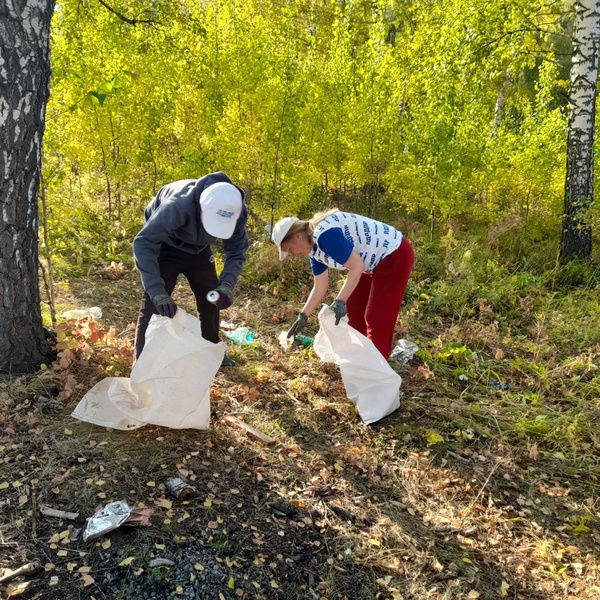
[6, 581, 30, 597]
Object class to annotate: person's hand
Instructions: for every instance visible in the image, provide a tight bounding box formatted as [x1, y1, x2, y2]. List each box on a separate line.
[287, 312, 308, 339]
[152, 293, 177, 318]
[330, 299, 346, 325]
[208, 283, 234, 309]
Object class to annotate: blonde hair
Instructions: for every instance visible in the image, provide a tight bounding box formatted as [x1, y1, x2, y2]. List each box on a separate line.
[281, 220, 309, 243]
[281, 208, 340, 243]
[307, 208, 339, 235]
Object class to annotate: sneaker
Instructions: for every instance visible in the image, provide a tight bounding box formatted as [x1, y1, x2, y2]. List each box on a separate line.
[220, 354, 237, 368]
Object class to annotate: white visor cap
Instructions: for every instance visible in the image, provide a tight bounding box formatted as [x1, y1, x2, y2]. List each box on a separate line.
[271, 217, 300, 260]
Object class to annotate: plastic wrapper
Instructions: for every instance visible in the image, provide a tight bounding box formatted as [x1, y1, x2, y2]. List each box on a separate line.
[389, 339, 419, 364]
[83, 501, 132, 542]
[83, 501, 154, 541]
[62, 307, 102, 320]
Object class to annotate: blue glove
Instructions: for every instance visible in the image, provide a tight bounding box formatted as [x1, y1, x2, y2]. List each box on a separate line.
[208, 283, 234, 310]
[287, 312, 308, 339]
[330, 299, 346, 325]
[152, 293, 177, 318]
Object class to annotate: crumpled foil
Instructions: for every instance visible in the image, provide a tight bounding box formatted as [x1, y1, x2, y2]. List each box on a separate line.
[83, 500, 132, 542]
[389, 339, 419, 364]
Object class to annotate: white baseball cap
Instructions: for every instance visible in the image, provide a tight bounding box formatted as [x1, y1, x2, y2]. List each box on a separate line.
[271, 217, 300, 260]
[200, 182, 243, 239]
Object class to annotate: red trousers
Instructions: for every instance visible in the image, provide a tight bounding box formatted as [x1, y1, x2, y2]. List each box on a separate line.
[346, 237, 414, 359]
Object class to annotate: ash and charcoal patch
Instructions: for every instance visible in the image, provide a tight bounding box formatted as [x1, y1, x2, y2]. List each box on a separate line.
[99, 538, 233, 599]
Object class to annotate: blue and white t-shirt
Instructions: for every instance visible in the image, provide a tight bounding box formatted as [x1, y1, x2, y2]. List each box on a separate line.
[309, 212, 402, 276]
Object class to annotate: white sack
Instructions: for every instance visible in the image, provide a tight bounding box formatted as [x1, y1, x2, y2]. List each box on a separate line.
[72, 310, 225, 430]
[313, 305, 401, 425]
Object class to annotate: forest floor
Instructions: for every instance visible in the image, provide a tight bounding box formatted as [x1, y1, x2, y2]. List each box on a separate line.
[1, 263, 600, 600]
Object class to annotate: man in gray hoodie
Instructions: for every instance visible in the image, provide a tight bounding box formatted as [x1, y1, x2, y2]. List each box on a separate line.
[132, 172, 248, 367]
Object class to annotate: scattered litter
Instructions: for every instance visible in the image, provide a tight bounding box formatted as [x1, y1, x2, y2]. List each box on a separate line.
[389, 339, 419, 364]
[0, 561, 40, 584]
[226, 326, 255, 345]
[278, 331, 291, 350]
[224, 415, 276, 445]
[294, 334, 313, 346]
[40, 505, 79, 520]
[278, 331, 313, 349]
[83, 501, 153, 541]
[61, 307, 102, 320]
[269, 501, 297, 517]
[489, 380, 509, 390]
[220, 320, 236, 330]
[165, 477, 197, 500]
[458, 374, 469, 381]
[149, 558, 175, 568]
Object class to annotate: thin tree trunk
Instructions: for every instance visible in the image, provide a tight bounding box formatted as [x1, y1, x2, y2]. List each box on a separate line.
[0, 1, 55, 372]
[559, 0, 600, 261]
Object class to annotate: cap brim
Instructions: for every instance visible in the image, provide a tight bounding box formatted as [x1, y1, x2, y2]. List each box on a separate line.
[204, 218, 237, 239]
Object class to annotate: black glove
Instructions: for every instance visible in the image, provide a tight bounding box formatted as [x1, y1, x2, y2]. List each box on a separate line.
[208, 283, 234, 310]
[152, 293, 177, 318]
[287, 312, 308, 339]
[330, 299, 346, 325]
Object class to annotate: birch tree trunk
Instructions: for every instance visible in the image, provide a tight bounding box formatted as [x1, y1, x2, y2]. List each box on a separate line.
[559, 0, 600, 261]
[0, 0, 55, 373]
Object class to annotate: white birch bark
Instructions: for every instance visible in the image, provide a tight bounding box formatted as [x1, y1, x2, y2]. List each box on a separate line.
[560, 0, 600, 261]
[0, 0, 55, 372]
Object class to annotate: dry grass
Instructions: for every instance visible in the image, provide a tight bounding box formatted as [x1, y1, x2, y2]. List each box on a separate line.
[1, 265, 600, 600]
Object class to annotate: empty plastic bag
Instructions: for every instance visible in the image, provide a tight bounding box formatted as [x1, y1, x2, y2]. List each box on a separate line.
[313, 306, 401, 425]
[226, 326, 255, 345]
[72, 310, 225, 430]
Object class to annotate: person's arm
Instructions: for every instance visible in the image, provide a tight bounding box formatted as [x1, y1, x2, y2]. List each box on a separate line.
[300, 271, 330, 317]
[133, 202, 186, 298]
[334, 250, 364, 302]
[219, 205, 249, 288]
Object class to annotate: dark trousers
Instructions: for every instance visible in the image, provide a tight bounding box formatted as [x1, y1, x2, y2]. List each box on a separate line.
[346, 237, 415, 359]
[134, 244, 220, 359]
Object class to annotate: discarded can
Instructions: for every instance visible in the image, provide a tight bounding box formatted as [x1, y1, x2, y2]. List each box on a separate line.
[206, 291, 220, 304]
[165, 477, 197, 500]
[294, 335, 313, 346]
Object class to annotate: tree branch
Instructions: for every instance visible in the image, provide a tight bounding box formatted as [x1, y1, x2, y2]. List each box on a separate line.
[95, 0, 158, 26]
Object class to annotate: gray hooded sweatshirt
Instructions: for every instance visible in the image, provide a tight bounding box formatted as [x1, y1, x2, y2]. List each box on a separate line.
[132, 172, 249, 298]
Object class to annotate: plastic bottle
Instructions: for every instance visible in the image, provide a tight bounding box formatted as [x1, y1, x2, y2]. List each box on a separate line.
[295, 334, 314, 346]
[226, 326, 255, 345]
